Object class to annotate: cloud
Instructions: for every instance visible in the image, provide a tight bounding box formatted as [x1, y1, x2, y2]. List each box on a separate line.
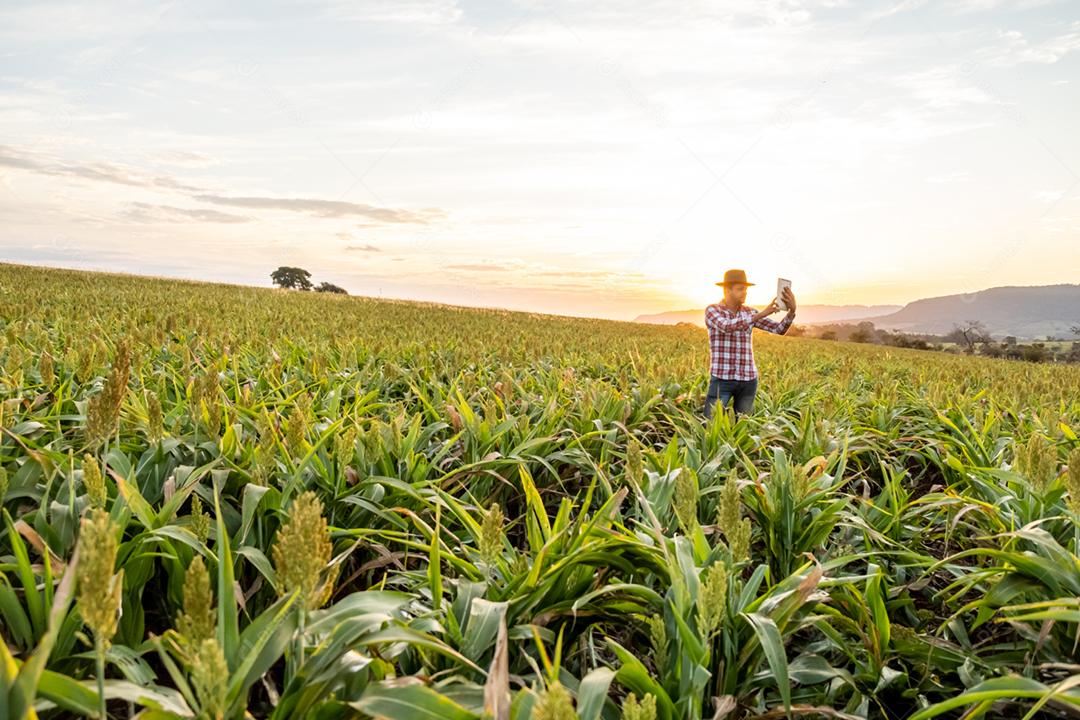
[533, 268, 644, 279]
[890, 66, 996, 110]
[924, 170, 971, 184]
[316, 0, 463, 24]
[337, 232, 381, 251]
[194, 194, 443, 223]
[0, 144, 204, 192]
[946, 0, 1062, 14]
[0, 147, 40, 171]
[153, 150, 219, 168]
[441, 261, 657, 291]
[984, 23, 1080, 66]
[122, 202, 252, 224]
[0, 144, 439, 227]
[446, 261, 525, 272]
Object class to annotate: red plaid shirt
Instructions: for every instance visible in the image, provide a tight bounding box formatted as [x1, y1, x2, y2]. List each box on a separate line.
[705, 303, 795, 380]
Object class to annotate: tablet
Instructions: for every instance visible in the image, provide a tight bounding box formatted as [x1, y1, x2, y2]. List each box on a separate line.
[776, 278, 792, 311]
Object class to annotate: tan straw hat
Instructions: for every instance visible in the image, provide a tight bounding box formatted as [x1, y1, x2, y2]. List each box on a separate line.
[715, 268, 755, 287]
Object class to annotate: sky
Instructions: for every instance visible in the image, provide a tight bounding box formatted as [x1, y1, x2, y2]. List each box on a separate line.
[1, 0, 1079, 321]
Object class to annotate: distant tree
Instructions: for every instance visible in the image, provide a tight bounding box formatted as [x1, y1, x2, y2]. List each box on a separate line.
[1020, 343, 1049, 363]
[885, 332, 931, 350]
[946, 321, 991, 354]
[787, 325, 806, 337]
[850, 327, 873, 343]
[848, 321, 875, 343]
[271, 266, 313, 290]
[1071, 323, 1080, 337]
[1004, 336, 1017, 346]
[820, 330, 837, 341]
[315, 281, 348, 295]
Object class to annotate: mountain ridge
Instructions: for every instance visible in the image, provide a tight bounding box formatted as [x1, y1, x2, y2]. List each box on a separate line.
[863, 284, 1080, 339]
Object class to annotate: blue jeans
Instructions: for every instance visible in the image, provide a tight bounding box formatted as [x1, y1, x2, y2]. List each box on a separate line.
[703, 376, 758, 419]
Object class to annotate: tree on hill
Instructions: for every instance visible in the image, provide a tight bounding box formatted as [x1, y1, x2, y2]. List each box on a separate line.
[316, 281, 348, 295]
[271, 266, 313, 290]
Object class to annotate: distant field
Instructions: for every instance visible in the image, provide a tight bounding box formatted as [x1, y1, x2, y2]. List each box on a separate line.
[2, 262, 1080, 719]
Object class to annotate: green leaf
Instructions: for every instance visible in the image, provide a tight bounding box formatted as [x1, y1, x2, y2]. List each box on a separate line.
[70, 644, 155, 685]
[34, 675, 192, 716]
[519, 466, 551, 549]
[148, 525, 214, 560]
[908, 676, 1080, 720]
[3, 510, 44, 639]
[107, 450, 157, 529]
[460, 598, 508, 663]
[226, 593, 298, 712]
[742, 612, 791, 714]
[235, 545, 277, 592]
[359, 626, 485, 675]
[155, 459, 221, 529]
[430, 504, 443, 613]
[10, 539, 80, 720]
[0, 571, 34, 649]
[32, 668, 100, 716]
[238, 483, 272, 545]
[212, 484, 240, 667]
[576, 667, 615, 720]
[865, 564, 891, 659]
[351, 681, 480, 720]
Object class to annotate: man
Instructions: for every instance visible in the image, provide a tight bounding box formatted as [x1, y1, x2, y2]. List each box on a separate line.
[703, 268, 797, 419]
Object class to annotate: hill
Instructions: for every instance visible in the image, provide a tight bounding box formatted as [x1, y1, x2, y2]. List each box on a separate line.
[866, 284, 1080, 339]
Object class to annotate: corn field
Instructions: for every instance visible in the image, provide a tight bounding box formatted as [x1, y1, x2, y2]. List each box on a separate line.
[2, 262, 1080, 720]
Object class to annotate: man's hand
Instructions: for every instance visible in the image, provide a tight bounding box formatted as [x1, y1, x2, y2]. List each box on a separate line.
[753, 299, 781, 322]
[781, 286, 796, 313]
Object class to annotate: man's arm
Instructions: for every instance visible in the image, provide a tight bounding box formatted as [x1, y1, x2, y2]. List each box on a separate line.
[705, 305, 752, 334]
[753, 287, 797, 335]
[753, 310, 795, 335]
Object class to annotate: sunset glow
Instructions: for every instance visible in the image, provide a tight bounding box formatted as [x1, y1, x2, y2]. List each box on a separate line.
[2, 1, 1079, 319]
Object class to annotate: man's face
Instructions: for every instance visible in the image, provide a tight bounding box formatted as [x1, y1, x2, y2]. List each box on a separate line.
[725, 283, 748, 304]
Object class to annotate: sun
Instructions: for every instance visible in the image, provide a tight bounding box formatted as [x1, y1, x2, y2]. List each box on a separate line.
[687, 283, 721, 308]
